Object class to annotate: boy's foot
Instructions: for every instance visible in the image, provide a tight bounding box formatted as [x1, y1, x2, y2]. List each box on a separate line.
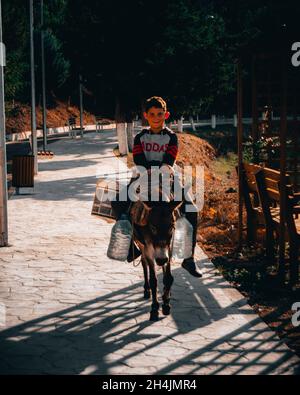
[127, 241, 141, 262]
[182, 257, 202, 278]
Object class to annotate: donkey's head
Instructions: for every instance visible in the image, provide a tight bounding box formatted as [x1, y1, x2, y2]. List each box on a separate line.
[141, 200, 182, 266]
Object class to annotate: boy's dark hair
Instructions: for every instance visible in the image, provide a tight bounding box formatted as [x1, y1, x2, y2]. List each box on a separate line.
[144, 96, 167, 112]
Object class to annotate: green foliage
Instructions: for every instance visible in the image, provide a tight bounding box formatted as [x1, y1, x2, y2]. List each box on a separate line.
[2, 0, 29, 101]
[2, 0, 300, 116]
[5, 50, 29, 101]
[2, 0, 69, 103]
[42, 0, 70, 88]
[243, 136, 280, 164]
[43, 30, 70, 88]
[62, 0, 255, 116]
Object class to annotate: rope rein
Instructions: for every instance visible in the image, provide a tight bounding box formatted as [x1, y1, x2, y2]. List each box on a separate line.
[130, 211, 142, 267]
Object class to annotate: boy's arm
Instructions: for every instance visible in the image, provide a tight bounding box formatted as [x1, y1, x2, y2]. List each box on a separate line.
[133, 133, 150, 169]
[161, 132, 178, 168]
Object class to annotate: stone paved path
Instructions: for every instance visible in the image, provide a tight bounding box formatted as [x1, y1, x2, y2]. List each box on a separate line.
[0, 131, 299, 375]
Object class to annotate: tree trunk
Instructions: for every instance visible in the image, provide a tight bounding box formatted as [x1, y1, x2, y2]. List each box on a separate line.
[125, 111, 134, 152]
[141, 99, 148, 127]
[126, 122, 134, 152]
[115, 97, 128, 156]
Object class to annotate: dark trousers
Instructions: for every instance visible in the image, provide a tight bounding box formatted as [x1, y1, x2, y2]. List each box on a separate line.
[111, 177, 198, 256]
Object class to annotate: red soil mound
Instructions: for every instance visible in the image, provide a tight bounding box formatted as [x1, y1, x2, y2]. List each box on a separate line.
[6, 101, 110, 135]
[177, 133, 216, 178]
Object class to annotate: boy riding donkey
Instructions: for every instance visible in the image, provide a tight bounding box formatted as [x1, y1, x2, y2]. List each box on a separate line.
[111, 96, 202, 278]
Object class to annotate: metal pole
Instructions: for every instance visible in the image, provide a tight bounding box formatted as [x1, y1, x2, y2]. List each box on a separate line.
[237, 59, 243, 248]
[41, 0, 47, 151]
[79, 74, 83, 138]
[0, 0, 8, 246]
[30, 0, 38, 174]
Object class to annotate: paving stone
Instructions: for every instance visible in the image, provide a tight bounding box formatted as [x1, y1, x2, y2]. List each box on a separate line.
[0, 131, 299, 375]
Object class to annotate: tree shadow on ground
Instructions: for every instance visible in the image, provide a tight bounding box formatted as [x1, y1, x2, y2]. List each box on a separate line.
[11, 175, 100, 202]
[9, 131, 130, 202]
[1, 263, 299, 375]
[40, 131, 119, 159]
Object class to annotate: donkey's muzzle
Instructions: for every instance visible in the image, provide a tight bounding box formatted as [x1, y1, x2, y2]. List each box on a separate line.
[156, 257, 168, 266]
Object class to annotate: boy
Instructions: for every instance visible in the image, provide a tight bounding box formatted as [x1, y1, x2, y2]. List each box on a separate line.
[112, 96, 202, 278]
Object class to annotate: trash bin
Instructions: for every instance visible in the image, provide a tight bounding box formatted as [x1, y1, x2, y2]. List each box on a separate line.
[12, 155, 34, 188]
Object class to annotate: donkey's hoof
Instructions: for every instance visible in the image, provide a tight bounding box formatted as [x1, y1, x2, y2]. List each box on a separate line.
[144, 289, 151, 299]
[162, 304, 171, 316]
[150, 311, 159, 321]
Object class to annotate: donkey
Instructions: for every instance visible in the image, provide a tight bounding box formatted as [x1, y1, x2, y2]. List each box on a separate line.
[130, 199, 182, 321]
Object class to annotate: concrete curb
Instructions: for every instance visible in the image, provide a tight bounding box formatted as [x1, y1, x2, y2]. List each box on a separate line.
[10, 123, 117, 142]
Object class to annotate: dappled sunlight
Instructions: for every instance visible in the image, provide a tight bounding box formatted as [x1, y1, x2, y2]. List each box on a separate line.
[1, 266, 298, 375]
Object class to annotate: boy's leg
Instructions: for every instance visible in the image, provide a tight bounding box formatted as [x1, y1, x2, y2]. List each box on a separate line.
[180, 197, 202, 278]
[184, 209, 198, 256]
[111, 177, 135, 219]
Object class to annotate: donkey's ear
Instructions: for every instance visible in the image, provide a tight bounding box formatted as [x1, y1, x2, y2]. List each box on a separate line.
[170, 200, 183, 212]
[142, 201, 153, 211]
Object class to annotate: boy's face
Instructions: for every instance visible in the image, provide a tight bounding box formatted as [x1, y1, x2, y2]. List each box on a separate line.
[144, 106, 170, 133]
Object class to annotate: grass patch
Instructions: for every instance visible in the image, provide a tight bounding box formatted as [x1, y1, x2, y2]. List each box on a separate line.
[189, 124, 252, 156]
[212, 152, 238, 179]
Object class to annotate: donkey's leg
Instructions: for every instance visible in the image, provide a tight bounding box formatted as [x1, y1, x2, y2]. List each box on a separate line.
[162, 261, 174, 316]
[149, 261, 159, 321]
[142, 257, 150, 299]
